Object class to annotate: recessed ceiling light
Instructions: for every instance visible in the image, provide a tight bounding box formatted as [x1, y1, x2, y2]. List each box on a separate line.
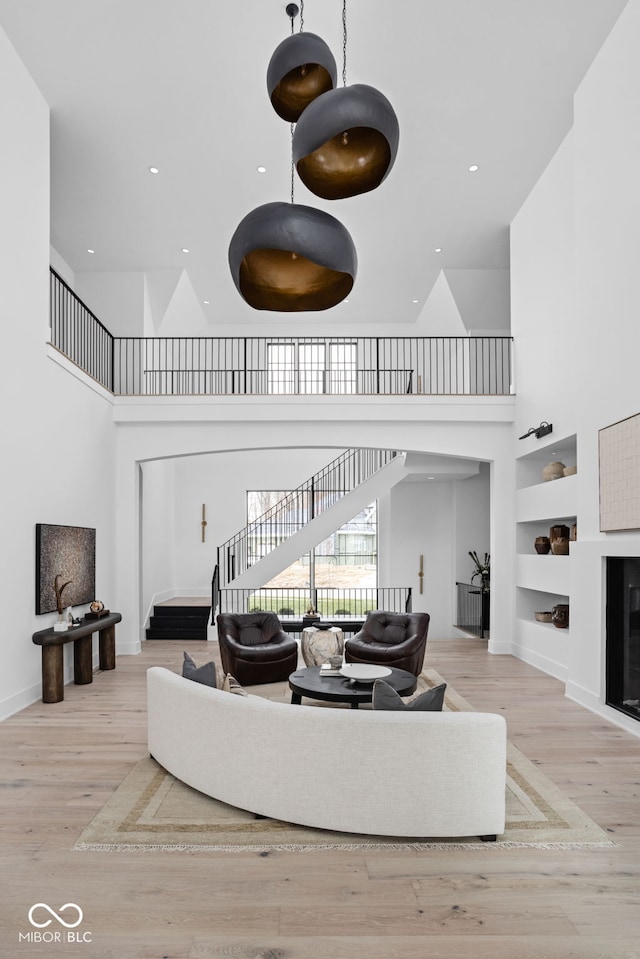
[203, 300, 210, 305]
[87, 248, 95, 254]
[256, 165, 267, 174]
[469, 164, 479, 172]
[344, 299, 349, 304]
[181, 248, 190, 254]
[412, 299, 419, 304]
[434, 247, 442, 253]
[427, 476, 435, 480]
[148, 166, 159, 174]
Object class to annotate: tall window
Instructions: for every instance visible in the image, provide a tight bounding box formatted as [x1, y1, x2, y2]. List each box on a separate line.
[267, 342, 357, 394]
[246, 491, 377, 589]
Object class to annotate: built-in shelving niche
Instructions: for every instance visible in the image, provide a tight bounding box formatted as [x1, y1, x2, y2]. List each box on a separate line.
[515, 434, 577, 665]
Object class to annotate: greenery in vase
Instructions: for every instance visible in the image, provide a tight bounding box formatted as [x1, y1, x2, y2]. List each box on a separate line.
[469, 550, 490, 589]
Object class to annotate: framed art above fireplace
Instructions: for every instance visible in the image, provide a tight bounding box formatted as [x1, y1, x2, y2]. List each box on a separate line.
[599, 411, 640, 531]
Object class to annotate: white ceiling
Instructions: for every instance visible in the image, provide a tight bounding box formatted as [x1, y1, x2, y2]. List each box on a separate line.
[0, 0, 628, 328]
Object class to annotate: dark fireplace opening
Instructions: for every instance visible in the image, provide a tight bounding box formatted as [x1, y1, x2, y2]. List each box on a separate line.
[606, 557, 640, 721]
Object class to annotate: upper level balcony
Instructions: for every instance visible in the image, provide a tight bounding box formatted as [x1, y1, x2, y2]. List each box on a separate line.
[50, 268, 514, 399]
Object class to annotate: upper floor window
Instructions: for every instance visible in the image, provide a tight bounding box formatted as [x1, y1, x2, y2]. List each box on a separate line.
[267, 341, 357, 394]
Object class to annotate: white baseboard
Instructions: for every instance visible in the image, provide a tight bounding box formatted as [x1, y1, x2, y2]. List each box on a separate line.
[509, 644, 568, 682]
[117, 640, 142, 655]
[487, 638, 512, 655]
[0, 683, 43, 721]
[565, 680, 640, 740]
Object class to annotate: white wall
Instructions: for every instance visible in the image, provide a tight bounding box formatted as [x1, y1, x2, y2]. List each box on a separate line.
[510, 0, 640, 736]
[568, 0, 640, 730]
[445, 269, 511, 334]
[453, 462, 491, 585]
[511, 131, 576, 442]
[141, 458, 177, 616]
[67, 267, 510, 341]
[385, 479, 455, 638]
[74, 271, 145, 335]
[0, 24, 118, 719]
[170, 448, 342, 595]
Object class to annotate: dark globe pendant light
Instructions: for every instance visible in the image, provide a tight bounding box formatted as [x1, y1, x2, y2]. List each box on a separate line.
[228, 202, 357, 312]
[293, 83, 399, 200]
[267, 31, 337, 123]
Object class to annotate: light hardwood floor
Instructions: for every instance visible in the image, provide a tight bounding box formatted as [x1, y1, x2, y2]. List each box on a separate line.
[2, 638, 640, 958]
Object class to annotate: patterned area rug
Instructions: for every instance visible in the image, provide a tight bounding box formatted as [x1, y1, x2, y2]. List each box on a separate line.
[74, 669, 615, 852]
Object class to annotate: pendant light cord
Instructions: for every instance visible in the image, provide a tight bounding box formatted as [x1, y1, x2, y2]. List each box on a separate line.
[286, 0, 303, 202]
[287, 2, 302, 34]
[291, 123, 295, 203]
[342, 0, 347, 86]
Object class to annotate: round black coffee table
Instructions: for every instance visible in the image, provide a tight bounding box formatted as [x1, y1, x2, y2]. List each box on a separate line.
[289, 666, 417, 708]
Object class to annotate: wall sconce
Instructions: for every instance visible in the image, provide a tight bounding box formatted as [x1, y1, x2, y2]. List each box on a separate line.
[519, 421, 553, 440]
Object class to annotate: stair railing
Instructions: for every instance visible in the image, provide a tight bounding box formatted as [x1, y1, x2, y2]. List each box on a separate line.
[216, 447, 398, 588]
[210, 564, 220, 624]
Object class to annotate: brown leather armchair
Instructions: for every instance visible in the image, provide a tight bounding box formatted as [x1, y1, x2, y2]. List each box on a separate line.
[344, 611, 430, 676]
[216, 611, 299, 686]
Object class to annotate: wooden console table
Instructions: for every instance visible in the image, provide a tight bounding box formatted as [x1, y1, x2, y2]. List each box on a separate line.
[32, 612, 122, 703]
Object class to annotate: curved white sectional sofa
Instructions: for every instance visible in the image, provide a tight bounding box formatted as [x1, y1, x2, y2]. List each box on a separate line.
[147, 666, 507, 839]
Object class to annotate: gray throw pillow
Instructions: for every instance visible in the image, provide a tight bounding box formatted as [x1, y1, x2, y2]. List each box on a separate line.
[182, 651, 217, 688]
[372, 680, 446, 711]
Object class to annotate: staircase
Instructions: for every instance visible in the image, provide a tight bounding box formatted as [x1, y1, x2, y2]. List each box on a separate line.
[145, 604, 211, 641]
[217, 447, 401, 589]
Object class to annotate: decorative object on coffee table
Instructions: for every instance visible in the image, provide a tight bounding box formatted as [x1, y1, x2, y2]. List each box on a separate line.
[288, 664, 417, 708]
[552, 604, 569, 628]
[542, 461, 565, 482]
[301, 624, 344, 667]
[534, 536, 551, 554]
[339, 663, 391, 682]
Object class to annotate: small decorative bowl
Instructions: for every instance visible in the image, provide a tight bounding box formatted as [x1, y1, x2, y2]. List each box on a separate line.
[535, 611, 553, 623]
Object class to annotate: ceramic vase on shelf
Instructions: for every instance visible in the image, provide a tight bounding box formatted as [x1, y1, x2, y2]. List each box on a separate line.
[551, 537, 570, 555]
[542, 461, 565, 482]
[552, 604, 569, 628]
[534, 536, 551, 554]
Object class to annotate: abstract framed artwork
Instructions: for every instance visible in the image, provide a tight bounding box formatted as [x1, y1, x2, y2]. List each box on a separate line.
[599, 412, 640, 532]
[35, 524, 96, 614]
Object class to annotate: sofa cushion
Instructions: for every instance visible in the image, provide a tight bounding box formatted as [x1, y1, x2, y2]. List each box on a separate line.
[236, 612, 281, 645]
[182, 651, 217, 688]
[372, 679, 446, 711]
[366, 613, 413, 645]
[222, 673, 249, 696]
